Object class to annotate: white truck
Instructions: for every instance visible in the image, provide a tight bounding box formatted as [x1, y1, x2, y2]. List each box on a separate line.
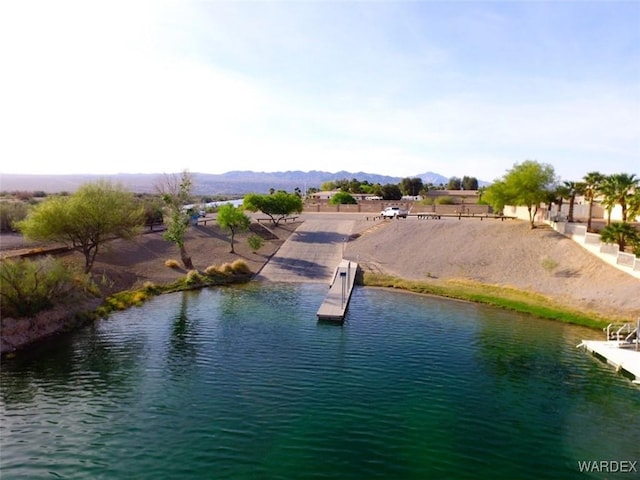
[380, 206, 408, 219]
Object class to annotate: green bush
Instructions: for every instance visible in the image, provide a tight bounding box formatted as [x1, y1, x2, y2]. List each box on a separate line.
[0, 201, 29, 233]
[0, 256, 95, 318]
[247, 234, 265, 252]
[329, 192, 357, 205]
[435, 196, 455, 205]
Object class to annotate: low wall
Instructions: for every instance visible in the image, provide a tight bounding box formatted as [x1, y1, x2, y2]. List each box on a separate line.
[304, 202, 490, 215]
[547, 220, 640, 278]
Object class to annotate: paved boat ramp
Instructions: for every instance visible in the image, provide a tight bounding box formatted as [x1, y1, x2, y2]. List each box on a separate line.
[255, 217, 359, 321]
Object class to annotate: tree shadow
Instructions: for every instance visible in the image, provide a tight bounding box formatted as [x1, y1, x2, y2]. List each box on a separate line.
[554, 268, 582, 278]
[267, 255, 332, 278]
[192, 224, 228, 241]
[292, 231, 348, 244]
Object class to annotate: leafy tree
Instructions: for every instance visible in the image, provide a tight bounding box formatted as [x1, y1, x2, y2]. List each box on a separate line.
[462, 176, 479, 190]
[400, 177, 424, 197]
[330, 192, 357, 205]
[158, 170, 195, 269]
[484, 160, 556, 228]
[447, 177, 462, 190]
[18, 181, 144, 273]
[243, 191, 303, 226]
[139, 196, 164, 230]
[380, 183, 402, 201]
[600, 222, 640, 252]
[583, 171, 605, 232]
[320, 181, 335, 191]
[216, 204, 250, 253]
[482, 179, 509, 213]
[348, 178, 362, 194]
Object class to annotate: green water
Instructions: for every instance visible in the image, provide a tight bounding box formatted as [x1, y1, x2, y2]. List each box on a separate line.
[1, 284, 638, 479]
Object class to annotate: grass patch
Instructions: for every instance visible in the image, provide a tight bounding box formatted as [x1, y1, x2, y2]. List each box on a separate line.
[96, 263, 254, 317]
[363, 273, 616, 329]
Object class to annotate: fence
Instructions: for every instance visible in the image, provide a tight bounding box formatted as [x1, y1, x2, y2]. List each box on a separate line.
[303, 201, 491, 215]
[549, 220, 640, 278]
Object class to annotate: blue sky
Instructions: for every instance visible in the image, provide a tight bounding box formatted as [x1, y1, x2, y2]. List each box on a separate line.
[1, 0, 638, 182]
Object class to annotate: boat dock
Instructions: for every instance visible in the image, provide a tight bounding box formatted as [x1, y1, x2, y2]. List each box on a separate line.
[317, 259, 358, 322]
[578, 320, 640, 384]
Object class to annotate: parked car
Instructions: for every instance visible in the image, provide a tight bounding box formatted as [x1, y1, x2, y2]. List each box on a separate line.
[380, 206, 408, 218]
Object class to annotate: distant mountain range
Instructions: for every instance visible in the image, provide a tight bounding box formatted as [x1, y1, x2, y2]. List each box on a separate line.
[0, 170, 476, 195]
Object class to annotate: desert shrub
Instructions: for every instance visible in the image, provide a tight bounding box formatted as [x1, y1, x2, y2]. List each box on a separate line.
[435, 196, 455, 205]
[0, 256, 94, 318]
[142, 281, 160, 293]
[230, 259, 251, 274]
[247, 234, 265, 252]
[104, 290, 148, 311]
[0, 201, 29, 233]
[219, 263, 234, 275]
[165, 259, 181, 269]
[185, 269, 203, 285]
[204, 264, 221, 276]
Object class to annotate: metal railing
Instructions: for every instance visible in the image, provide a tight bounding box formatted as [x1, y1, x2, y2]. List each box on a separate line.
[605, 320, 639, 350]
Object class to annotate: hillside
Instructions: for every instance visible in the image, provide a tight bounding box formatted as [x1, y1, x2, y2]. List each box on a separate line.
[345, 218, 640, 319]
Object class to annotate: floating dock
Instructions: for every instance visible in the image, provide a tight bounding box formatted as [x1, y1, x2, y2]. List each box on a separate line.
[578, 340, 640, 384]
[317, 260, 358, 322]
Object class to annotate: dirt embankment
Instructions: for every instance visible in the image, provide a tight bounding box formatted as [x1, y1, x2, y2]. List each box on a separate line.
[1, 222, 298, 353]
[345, 218, 640, 319]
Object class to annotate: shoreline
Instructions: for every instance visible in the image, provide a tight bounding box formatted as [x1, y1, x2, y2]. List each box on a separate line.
[361, 274, 618, 329]
[3, 215, 638, 353]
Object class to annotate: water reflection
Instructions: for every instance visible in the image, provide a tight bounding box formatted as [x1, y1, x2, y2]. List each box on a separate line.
[1, 286, 638, 480]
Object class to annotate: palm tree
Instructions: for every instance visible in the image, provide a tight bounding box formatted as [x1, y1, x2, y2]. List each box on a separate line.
[599, 176, 618, 226]
[552, 184, 571, 220]
[563, 181, 585, 223]
[609, 173, 638, 222]
[600, 222, 640, 252]
[583, 171, 605, 232]
[629, 189, 640, 223]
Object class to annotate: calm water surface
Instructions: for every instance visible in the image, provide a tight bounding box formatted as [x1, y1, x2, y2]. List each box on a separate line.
[1, 284, 638, 479]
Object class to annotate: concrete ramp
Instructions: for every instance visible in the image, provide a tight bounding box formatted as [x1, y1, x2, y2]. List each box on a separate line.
[256, 218, 355, 283]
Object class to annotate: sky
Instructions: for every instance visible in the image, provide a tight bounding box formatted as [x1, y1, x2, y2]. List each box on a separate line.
[1, 0, 638, 182]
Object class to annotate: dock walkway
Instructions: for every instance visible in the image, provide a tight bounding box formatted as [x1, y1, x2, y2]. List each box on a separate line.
[316, 259, 358, 321]
[579, 340, 640, 384]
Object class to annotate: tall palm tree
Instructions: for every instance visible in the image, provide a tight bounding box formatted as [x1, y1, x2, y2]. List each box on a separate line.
[553, 184, 571, 220]
[563, 181, 585, 223]
[583, 171, 605, 232]
[599, 175, 618, 226]
[609, 173, 638, 222]
[629, 189, 640, 223]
